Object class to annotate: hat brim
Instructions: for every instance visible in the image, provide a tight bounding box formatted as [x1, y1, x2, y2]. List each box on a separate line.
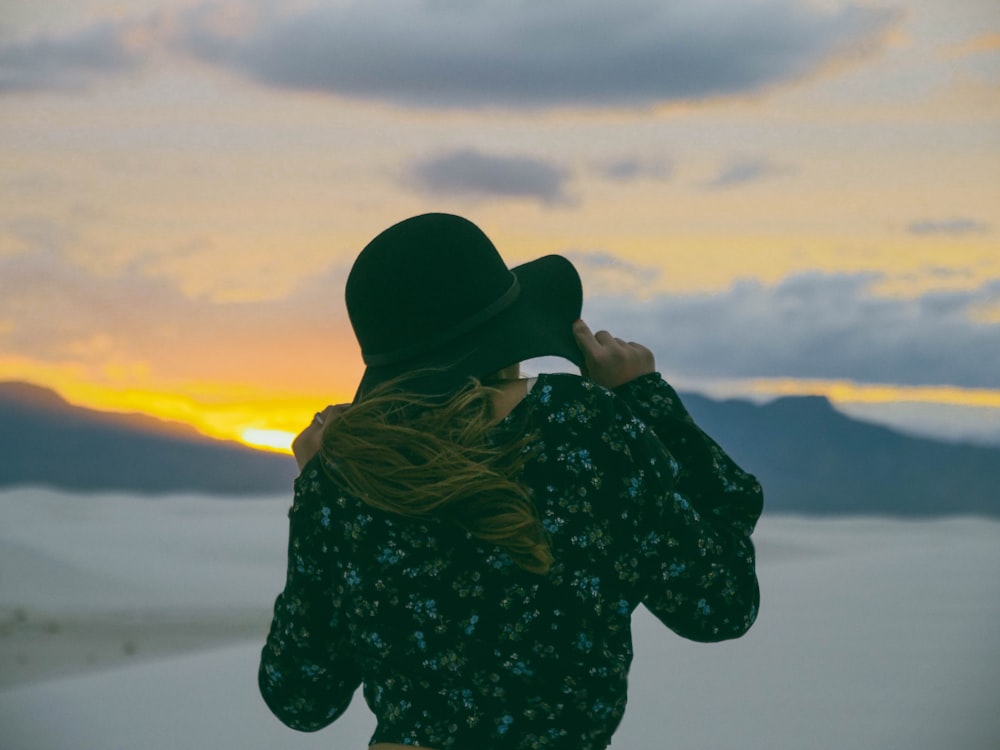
[354, 254, 583, 401]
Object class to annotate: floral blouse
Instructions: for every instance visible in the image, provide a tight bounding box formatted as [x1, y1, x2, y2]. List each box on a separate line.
[259, 373, 763, 749]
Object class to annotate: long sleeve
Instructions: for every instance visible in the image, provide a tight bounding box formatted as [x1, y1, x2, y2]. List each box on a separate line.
[259, 463, 363, 731]
[611, 373, 763, 642]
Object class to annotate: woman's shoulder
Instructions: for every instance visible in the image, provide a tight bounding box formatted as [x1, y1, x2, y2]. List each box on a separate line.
[521, 373, 625, 426]
[291, 455, 364, 518]
[533, 372, 616, 404]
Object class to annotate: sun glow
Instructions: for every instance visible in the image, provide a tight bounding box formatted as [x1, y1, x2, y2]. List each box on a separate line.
[0, 357, 345, 453]
[6, 357, 999, 456]
[241, 428, 296, 453]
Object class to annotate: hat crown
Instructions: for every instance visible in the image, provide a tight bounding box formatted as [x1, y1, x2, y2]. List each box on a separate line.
[346, 214, 517, 365]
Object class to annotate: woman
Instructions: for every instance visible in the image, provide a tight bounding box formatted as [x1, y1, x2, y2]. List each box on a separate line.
[259, 213, 763, 749]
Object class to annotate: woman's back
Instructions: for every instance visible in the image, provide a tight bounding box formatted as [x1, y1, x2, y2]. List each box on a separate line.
[259, 372, 762, 748]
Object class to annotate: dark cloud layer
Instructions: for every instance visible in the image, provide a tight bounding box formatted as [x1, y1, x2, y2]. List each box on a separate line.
[0, 1, 900, 106]
[0, 22, 141, 94]
[175, 0, 899, 109]
[586, 272, 1000, 390]
[406, 149, 571, 204]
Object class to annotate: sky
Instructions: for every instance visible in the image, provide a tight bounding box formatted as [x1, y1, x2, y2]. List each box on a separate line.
[1, 0, 998, 452]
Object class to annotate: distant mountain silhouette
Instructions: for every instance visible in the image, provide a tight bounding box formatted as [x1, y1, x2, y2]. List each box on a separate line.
[1, 380, 998, 515]
[0, 381, 297, 495]
[681, 392, 1000, 517]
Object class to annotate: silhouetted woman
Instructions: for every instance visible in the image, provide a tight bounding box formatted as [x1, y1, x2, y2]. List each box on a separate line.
[259, 213, 763, 749]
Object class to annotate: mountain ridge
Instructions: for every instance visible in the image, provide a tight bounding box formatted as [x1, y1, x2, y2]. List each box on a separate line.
[2, 380, 998, 516]
[679, 391, 1000, 516]
[0, 381, 297, 495]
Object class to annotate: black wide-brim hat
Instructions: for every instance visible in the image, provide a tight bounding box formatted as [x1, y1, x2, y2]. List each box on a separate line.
[347, 213, 584, 401]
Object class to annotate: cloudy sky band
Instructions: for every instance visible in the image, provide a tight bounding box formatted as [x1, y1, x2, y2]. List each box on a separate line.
[2, 1, 901, 108]
[1, 0, 998, 448]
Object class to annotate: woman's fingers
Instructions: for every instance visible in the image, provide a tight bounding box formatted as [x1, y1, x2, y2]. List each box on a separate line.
[572, 319, 655, 389]
[572, 319, 602, 358]
[573, 320, 626, 357]
[594, 329, 617, 346]
[316, 404, 349, 424]
[628, 341, 653, 357]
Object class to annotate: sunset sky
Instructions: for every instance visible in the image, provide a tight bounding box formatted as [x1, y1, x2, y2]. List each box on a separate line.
[2, 0, 998, 452]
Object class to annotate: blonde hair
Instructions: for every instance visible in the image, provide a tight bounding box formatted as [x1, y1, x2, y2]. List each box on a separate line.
[319, 373, 553, 575]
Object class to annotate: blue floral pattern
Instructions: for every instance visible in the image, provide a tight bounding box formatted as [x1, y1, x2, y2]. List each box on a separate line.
[260, 373, 763, 748]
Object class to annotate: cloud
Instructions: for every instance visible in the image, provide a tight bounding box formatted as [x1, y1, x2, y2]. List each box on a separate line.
[568, 251, 659, 276]
[0, 22, 143, 94]
[704, 157, 793, 189]
[594, 157, 674, 183]
[0, 216, 76, 257]
[4, 227, 998, 398]
[585, 272, 1000, 390]
[405, 149, 572, 205]
[943, 32, 1000, 60]
[907, 218, 989, 236]
[174, 0, 900, 109]
[0, 236, 357, 390]
[565, 250, 662, 296]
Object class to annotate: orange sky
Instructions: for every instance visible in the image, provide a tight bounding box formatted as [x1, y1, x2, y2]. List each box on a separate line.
[1, 0, 998, 451]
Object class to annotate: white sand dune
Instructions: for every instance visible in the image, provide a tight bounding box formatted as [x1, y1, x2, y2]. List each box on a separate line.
[1, 488, 998, 749]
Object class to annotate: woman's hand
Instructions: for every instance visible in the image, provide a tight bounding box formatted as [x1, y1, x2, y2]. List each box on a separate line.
[572, 319, 655, 389]
[292, 404, 350, 471]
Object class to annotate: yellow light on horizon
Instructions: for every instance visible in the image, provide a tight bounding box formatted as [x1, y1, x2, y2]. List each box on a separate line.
[240, 428, 296, 454]
[6, 355, 998, 457]
[748, 378, 1000, 409]
[0, 357, 344, 453]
